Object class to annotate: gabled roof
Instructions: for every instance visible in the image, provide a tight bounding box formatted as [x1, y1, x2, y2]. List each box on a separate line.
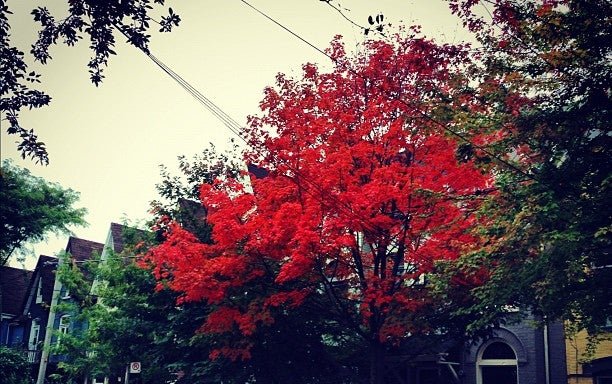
[247, 163, 269, 179]
[0, 265, 33, 316]
[177, 199, 208, 235]
[66, 237, 104, 263]
[178, 198, 207, 220]
[110, 223, 126, 253]
[21, 255, 57, 315]
[109, 222, 149, 254]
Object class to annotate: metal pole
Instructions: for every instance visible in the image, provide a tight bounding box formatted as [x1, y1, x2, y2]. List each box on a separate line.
[544, 322, 550, 384]
[36, 260, 62, 384]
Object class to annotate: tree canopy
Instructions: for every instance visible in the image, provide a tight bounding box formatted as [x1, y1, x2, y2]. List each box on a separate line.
[24, 0, 611, 382]
[147, 31, 496, 384]
[439, 0, 612, 335]
[0, 159, 86, 265]
[56, 150, 357, 383]
[146, 1, 611, 381]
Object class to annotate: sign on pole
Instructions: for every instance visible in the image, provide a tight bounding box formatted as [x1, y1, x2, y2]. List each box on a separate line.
[129, 362, 141, 374]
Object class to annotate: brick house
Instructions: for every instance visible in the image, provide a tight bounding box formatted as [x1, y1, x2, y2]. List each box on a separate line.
[566, 329, 612, 384]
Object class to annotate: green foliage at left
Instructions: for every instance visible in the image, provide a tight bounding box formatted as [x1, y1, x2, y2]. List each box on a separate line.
[54, 238, 215, 384]
[0, 346, 31, 384]
[0, 159, 86, 266]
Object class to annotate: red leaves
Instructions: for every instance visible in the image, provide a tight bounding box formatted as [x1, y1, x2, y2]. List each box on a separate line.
[148, 32, 496, 356]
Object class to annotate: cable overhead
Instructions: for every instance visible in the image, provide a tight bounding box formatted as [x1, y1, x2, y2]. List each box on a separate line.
[113, 25, 385, 235]
[238, 0, 537, 183]
[112, 20, 496, 256]
[148, 52, 375, 230]
[239, 0, 329, 58]
[147, 53, 244, 139]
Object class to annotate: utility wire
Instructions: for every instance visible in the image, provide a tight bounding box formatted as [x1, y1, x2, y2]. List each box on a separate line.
[112, 16, 496, 261]
[238, 0, 537, 183]
[239, 0, 329, 58]
[147, 53, 244, 138]
[112, 26, 391, 235]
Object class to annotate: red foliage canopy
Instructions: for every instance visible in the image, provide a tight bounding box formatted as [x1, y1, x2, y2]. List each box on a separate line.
[147, 33, 493, 361]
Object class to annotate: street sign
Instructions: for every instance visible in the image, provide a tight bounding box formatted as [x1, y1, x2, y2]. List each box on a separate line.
[129, 362, 141, 374]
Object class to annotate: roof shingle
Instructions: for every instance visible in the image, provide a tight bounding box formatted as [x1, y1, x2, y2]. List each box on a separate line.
[66, 237, 104, 262]
[0, 266, 33, 316]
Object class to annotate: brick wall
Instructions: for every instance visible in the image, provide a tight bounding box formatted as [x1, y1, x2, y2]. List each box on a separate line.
[565, 327, 612, 383]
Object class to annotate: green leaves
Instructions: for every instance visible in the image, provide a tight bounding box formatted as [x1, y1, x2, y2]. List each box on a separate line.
[0, 347, 31, 384]
[0, 160, 86, 265]
[444, 0, 612, 336]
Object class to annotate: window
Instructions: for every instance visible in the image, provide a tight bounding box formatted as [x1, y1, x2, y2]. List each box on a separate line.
[28, 319, 41, 350]
[57, 315, 70, 345]
[477, 342, 518, 384]
[35, 277, 43, 303]
[91, 376, 107, 384]
[61, 286, 71, 299]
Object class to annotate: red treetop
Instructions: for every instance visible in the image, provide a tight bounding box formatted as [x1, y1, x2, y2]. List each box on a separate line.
[148, 33, 493, 360]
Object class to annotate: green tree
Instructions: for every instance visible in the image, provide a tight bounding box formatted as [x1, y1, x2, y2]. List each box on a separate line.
[53, 147, 234, 383]
[1, 0, 180, 164]
[439, 0, 611, 335]
[0, 159, 86, 266]
[55, 242, 214, 384]
[0, 159, 86, 347]
[0, 346, 31, 384]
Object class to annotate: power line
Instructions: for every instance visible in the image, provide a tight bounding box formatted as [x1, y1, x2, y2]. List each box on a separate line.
[111, 26, 387, 235]
[238, 0, 537, 183]
[239, 0, 329, 59]
[112, 13, 499, 267]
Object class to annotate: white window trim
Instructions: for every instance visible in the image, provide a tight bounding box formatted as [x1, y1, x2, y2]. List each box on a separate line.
[91, 376, 108, 384]
[61, 287, 71, 299]
[479, 359, 517, 366]
[57, 315, 70, 345]
[476, 341, 518, 384]
[35, 277, 43, 303]
[28, 319, 41, 350]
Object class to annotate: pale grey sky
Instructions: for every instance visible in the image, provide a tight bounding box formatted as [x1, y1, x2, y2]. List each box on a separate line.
[2, 1, 474, 269]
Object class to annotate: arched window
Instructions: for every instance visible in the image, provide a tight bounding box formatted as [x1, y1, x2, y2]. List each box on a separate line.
[477, 341, 518, 384]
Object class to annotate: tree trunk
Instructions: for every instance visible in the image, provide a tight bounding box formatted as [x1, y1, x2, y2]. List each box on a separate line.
[369, 338, 385, 384]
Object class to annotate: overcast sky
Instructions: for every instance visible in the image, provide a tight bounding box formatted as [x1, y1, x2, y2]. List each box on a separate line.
[2, 0, 474, 269]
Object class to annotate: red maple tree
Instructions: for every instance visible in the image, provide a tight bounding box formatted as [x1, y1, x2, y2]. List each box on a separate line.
[148, 33, 493, 383]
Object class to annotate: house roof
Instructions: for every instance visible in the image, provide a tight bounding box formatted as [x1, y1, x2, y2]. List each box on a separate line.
[66, 237, 104, 262]
[21, 255, 59, 313]
[109, 222, 149, 254]
[110, 223, 126, 253]
[0, 265, 33, 316]
[247, 163, 269, 179]
[177, 199, 208, 234]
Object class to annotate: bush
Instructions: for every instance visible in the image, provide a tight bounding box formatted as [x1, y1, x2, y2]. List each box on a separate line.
[0, 346, 31, 384]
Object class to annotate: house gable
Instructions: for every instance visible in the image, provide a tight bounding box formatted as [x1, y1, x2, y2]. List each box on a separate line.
[0, 265, 32, 318]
